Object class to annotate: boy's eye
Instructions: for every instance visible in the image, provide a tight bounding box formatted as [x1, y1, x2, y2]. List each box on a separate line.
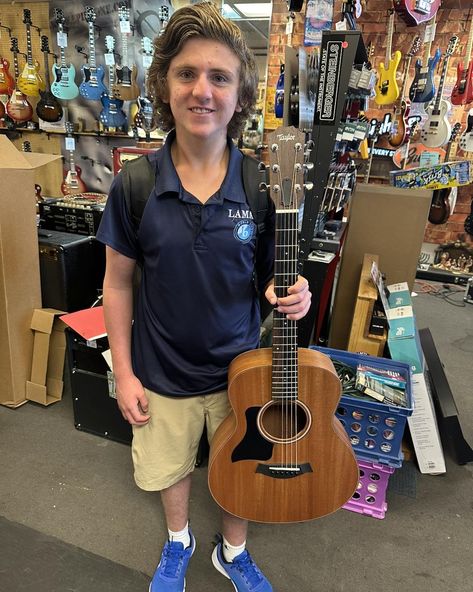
[213, 74, 228, 83]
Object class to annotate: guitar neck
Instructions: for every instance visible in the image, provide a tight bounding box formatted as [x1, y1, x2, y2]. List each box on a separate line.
[69, 150, 76, 174]
[25, 24, 34, 67]
[121, 32, 129, 68]
[386, 11, 394, 63]
[42, 52, 51, 87]
[421, 16, 436, 68]
[400, 55, 413, 99]
[464, 16, 473, 70]
[88, 23, 96, 68]
[272, 208, 299, 400]
[12, 52, 20, 81]
[433, 51, 453, 111]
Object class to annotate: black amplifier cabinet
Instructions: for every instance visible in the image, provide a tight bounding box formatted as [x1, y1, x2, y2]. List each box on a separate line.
[38, 229, 105, 312]
[39, 197, 105, 236]
[66, 329, 132, 445]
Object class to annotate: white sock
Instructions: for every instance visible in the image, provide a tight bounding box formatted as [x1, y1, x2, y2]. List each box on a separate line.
[222, 536, 246, 562]
[168, 522, 191, 548]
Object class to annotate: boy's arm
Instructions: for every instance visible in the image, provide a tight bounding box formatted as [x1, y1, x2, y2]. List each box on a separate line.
[103, 246, 150, 425]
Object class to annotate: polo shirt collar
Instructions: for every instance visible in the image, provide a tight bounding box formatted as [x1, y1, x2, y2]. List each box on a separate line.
[154, 131, 245, 205]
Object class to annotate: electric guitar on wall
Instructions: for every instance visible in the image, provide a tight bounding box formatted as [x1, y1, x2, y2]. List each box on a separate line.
[451, 15, 473, 106]
[208, 126, 358, 524]
[61, 122, 88, 196]
[51, 8, 79, 100]
[99, 35, 128, 129]
[364, 121, 382, 183]
[420, 36, 459, 148]
[17, 9, 45, 97]
[112, 5, 139, 101]
[374, 9, 401, 105]
[388, 36, 421, 147]
[36, 36, 63, 123]
[79, 6, 107, 100]
[134, 36, 156, 134]
[0, 55, 15, 95]
[409, 17, 441, 104]
[5, 37, 34, 123]
[459, 108, 473, 152]
[428, 122, 462, 225]
[393, 0, 441, 27]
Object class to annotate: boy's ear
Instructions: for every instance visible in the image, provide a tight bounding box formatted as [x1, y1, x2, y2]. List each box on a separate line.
[235, 101, 242, 113]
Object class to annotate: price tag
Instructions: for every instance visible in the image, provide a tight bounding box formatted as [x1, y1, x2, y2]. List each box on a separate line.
[65, 137, 76, 151]
[120, 19, 131, 34]
[424, 23, 436, 43]
[57, 31, 68, 48]
[419, 151, 440, 167]
[285, 18, 294, 36]
[335, 19, 348, 30]
[143, 54, 153, 69]
[104, 53, 115, 66]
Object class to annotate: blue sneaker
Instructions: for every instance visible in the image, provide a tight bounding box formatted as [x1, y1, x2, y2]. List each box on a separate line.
[149, 530, 196, 592]
[212, 539, 273, 592]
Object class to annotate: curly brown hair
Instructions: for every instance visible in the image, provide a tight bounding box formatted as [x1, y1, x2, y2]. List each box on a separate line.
[147, 2, 258, 139]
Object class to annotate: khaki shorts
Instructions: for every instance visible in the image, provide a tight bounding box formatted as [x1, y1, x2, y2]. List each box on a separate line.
[131, 389, 231, 491]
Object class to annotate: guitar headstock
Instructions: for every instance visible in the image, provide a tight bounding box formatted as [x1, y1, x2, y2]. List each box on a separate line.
[142, 37, 153, 56]
[408, 118, 420, 138]
[408, 36, 422, 57]
[54, 8, 65, 26]
[446, 35, 459, 57]
[267, 126, 306, 210]
[85, 6, 96, 24]
[449, 122, 462, 143]
[40, 35, 50, 54]
[105, 35, 115, 53]
[23, 9, 32, 26]
[158, 5, 170, 24]
[65, 121, 74, 136]
[119, 4, 130, 24]
[22, 140, 32, 152]
[10, 37, 19, 54]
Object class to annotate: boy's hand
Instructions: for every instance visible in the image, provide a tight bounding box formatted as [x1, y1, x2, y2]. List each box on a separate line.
[265, 276, 312, 321]
[115, 374, 150, 425]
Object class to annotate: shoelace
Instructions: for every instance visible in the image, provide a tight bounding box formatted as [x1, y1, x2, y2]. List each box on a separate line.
[162, 541, 186, 578]
[233, 551, 263, 588]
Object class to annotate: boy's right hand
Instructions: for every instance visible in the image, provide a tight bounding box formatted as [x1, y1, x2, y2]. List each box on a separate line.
[115, 374, 150, 425]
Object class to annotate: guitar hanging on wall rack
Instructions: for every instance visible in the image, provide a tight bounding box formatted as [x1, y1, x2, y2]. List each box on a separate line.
[112, 4, 140, 101]
[51, 8, 79, 100]
[17, 9, 45, 97]
[0, 55, 15, 95]
[459, 108, 473, 152]
[36, 36, 63, 123]
[99, 35, 128, 130]
[388, 36, 421, 147]
[61, 122, 88, 196]
[401, 119, 420, 169]
[409, 16, 441, 104]
[134, 36, 157, 136]
[464, 196, 473, 237]
[428, 122, 462, 225]
[364, 121, 382, 183]
[451, 13, 473, 106]
[374, 9, 401, 105]
[79, 6, 107, 100]
[420, 36, 459, 148]
[393, 0, 441, 27]
[208, 126, 359, 524]
[5, 37, 34, 123]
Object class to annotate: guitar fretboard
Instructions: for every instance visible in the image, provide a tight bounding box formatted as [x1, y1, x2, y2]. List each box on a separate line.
[88, 22, 97, 69]
[25, 24, 34, 67]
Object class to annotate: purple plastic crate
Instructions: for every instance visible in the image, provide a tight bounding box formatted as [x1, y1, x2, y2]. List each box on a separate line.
[310, 346, 413, 468]
[343, 459, 395, 519]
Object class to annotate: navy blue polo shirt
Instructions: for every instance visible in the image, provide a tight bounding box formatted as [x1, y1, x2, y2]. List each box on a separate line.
[97, 133, 275, 397]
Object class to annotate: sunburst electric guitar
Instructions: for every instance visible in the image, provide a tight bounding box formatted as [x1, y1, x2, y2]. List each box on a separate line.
[374, 9, 402, 105]
[17, 9, 45, 97]
[5, 37, 33, 123]
[208, 127, 358, 524]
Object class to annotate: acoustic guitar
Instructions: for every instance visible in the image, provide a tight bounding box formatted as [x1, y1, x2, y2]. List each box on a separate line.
[17, 9, 45, 97]
[36, 36, 63, 123]
[428, 122, 462, 225]
[208, 126, 358, 523]
[451, 15, 473, 106]
[374, 9, 401, 106]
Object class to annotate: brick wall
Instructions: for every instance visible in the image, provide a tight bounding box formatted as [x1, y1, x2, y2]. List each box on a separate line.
[264, 0, 473, 247]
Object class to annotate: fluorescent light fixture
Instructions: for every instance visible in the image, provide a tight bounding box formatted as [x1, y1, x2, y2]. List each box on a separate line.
[225, 3, 272, 18]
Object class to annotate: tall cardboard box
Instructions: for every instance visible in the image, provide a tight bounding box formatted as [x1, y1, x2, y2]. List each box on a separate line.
[0, 137, 61, 407]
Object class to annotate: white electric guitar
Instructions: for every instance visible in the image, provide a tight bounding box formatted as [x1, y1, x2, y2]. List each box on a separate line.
[420, 36, 459, 148]
[459, 108, 473, 153]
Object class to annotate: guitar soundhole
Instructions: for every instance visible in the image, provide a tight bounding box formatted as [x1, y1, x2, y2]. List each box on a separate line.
[258, 400, 311, 444]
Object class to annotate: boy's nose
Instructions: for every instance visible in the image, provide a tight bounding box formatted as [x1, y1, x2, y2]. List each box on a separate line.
[192, 74, 212, 99]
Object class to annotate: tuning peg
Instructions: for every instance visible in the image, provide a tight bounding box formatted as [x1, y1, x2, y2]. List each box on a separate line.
[303, 162, 314, 171]
[304, 182, 314, 191]
[258, 182, 269, 192]
[258, 162, 267, 173]
[271, 164, 279, 172]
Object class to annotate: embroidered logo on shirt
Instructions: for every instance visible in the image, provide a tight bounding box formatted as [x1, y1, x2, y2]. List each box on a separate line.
[233, 219, 256, 244]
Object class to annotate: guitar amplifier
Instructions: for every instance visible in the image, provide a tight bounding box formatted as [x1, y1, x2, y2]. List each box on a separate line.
[38, 229, 105, 312]
[39, 194, 107, 236]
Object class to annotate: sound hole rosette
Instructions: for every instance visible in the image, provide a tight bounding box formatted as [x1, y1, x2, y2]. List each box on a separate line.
[256, 399, 312, 444]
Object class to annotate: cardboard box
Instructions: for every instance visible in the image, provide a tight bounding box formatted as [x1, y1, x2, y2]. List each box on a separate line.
[0, 137, 61, 407]
[26, 309, 66, 406]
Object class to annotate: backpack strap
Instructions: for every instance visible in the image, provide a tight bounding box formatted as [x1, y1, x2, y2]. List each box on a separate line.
[121, 154, 156, 232]
[241, 153, 270, 234]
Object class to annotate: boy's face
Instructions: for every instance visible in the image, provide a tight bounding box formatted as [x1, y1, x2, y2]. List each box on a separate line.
[165, 37, 242, 142]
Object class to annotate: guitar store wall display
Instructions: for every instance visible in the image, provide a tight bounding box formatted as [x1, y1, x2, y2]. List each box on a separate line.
[0, 0, 171, 195]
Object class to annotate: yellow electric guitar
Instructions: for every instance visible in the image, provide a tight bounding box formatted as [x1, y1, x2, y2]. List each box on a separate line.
[374, 8, 401, 105]
[17, 9, 45, 97]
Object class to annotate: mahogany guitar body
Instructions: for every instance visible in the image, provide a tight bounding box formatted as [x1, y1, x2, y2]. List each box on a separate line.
[208, 348, 358, 523]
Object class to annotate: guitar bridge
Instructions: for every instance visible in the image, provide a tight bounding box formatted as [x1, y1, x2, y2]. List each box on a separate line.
[256, 462, 313, 479]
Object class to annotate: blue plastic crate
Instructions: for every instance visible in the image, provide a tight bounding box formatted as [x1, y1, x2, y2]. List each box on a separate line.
[310, 346, 413, 468]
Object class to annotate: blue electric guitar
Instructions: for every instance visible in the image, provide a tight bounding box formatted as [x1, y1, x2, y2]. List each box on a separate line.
[409, 17, 441, 104]
[99, 35, 127, 129]
[134, 36, 156, 135]
[51, 8, 79, 100]
[79, 6, 107, 100]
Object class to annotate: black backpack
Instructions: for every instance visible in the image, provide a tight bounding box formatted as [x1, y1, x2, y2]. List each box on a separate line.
[120, 152, 271, 236]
